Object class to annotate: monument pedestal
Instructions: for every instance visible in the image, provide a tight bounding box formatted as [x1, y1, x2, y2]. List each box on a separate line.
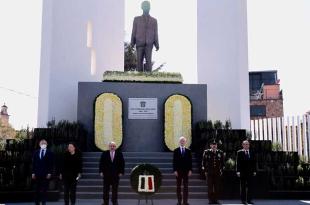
[77, 82, 207, 152]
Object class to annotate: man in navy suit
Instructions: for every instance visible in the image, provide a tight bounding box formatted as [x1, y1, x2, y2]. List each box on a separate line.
[236, 140, 257, 204]
[99, 141, 125, 205]
[32, 139, 54, 205]
[173, 136, 193, 205]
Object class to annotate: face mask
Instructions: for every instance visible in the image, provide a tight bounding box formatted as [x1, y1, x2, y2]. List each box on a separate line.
[40, 144, 47, 149]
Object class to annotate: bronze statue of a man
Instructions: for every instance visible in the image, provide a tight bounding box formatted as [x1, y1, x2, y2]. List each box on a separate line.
[131, 1, 159, 72]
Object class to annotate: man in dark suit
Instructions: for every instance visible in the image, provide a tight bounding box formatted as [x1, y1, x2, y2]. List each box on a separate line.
[99, 141, 125, 205]
[131, 0, 159, 72]
[236, 140, 257, 204]
[202, 140, 224, 204]
[173, 136, 192, 205]
[32, 139, 54, 205]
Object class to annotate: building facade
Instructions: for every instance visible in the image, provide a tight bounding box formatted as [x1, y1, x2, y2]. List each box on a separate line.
[0, 104, 9, 126]
[249, 70, 284, 119]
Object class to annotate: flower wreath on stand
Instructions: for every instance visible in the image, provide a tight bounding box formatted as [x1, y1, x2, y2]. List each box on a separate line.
[130, 163, 162, 198]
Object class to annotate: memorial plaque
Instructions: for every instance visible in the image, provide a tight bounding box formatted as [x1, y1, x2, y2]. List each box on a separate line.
[128, 98, 158, 119]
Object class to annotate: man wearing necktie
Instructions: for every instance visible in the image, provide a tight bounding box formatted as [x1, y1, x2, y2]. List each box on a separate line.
[32, 139, 54, 205]
[99, 142, 125, 205]
[202, 139, 224, 204]
[236, 140, 257, 204]
[173, 136, 193, 205]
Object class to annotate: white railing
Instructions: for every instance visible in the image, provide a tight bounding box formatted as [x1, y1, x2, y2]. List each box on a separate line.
[250, 114, 310, 162]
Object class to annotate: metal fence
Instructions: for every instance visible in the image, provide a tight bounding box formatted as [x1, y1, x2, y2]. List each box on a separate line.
[250, 114, 310, 161]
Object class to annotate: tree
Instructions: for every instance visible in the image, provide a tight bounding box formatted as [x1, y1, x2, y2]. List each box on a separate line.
[0, 121, 16, 139]
[15, 126, 33, 142]
[124, 42, 166, 72]
[124, 42, 137, 71]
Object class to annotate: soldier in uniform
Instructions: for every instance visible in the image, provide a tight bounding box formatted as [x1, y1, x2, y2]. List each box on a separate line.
[202, 140, 224, 204]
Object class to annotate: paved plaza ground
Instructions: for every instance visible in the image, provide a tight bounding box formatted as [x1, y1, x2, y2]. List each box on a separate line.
[4, 199, 310, 205]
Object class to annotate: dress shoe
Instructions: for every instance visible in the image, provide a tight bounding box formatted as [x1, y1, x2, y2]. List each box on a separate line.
[241, 201, 247, 204]
[247, 201, 254, 204]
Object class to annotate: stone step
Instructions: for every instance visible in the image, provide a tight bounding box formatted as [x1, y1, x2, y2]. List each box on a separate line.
[83, 162, 199, 169]
[83, 156, 197, 163]
[82, 152, 197, 158]
[81, 173, 201, 180]
[76, 185, 207, 192]
[61, 192, 208, 199]
[77, 179, 206, 186]
[82, 167, 200, 174]
[75, 152, 207, 199]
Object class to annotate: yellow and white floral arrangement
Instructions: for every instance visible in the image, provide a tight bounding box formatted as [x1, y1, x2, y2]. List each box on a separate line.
[164, 94, 192, 151]
[103, 71, 183, 83]
[94, 93, 123, 151]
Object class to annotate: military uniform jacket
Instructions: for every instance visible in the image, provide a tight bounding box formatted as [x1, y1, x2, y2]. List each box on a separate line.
[202, 149, 224, 175]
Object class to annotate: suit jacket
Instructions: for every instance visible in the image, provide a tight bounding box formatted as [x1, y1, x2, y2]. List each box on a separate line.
[173, 147, 192, 173]
[131, 15, 159, 49]
[99, 150, 125, 178]
[202, 149, 224, 175]
[236, 149, 257, 177]
[32, 149, 54, 177]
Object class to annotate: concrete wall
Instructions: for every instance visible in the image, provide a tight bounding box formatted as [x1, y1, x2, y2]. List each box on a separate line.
[197, 0, 250, 129]
[38, 0, 124, 127]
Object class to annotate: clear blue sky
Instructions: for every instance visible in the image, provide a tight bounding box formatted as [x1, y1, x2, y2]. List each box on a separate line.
[0, 0, 309, 129]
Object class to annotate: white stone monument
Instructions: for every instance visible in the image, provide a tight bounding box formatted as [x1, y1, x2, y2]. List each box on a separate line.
[38, 0, 250, 130]
[197, 0, 250, 129]
[38, 0, 124, 127]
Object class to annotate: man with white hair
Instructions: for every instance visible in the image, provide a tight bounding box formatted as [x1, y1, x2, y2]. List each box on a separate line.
[32, 139, 54, 205]
[99, 142, 125, 205]
[236, 140, 257, 205]
[173, 136, 193, 205]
